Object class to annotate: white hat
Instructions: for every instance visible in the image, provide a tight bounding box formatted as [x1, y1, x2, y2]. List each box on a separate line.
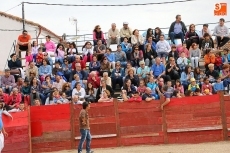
[123, 22, 129, 24]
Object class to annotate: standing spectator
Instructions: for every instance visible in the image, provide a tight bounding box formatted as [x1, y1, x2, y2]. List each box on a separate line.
[111, 62, 125, 89]
[168, 15, 187, 44]
[45, 35, 56, 55]
[120, 22, 132, 42]
[89, 56, 100, 72]
[114, 45, 127, 67]
[121, 37, 132, 61]
[199, 24, 214, 49]
[82, 42, 93, 63]
[93, 39, 106, 61]
[38, 59, 52, 82]
[93, 25, 106, 46]
[16, 30, 31, 56]
[107, 23, 120, 47]
[185, 24, 200, 50]
[204, 49, 216, 71]
[104, 48, 115, 69]
[168, 45, 179, 62]
[54, 44, 65, 64]
[213, 18, 229, 48]
[156, 35, 171, 65]
[165, 57, 180, 81]
[131, 29, 144, 51]
[177, 52, 188, 71]
[130, 45, 143, 67]
[151, 57, 170, 82]
[1, 69, 16, 94]
[144, 43, 157, 67]
[190, 43, 201, 68]
[100, 56, 111, 76]
[32, 41, 39, 61]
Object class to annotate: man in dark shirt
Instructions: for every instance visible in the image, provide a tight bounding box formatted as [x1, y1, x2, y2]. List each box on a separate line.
[78, 102, 94, 153]
[142, 87, 155, 101]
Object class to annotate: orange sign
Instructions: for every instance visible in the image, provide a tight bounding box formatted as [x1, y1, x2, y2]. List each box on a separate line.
[214, 3, 227, 16]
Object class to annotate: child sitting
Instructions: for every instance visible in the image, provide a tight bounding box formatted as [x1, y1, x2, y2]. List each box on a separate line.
[194, 68, 206, 87]
[166, 80, 174, 96]
[201, 33, 213, 55]
[194, 88, 203, 96]
[36, 47, 44, 66]
[201, 77, 212, 95]
[25, 50, 33, 68]
[147, 76, 159, 99]
[177, 52, 188, 71]
[53, 91, 65, 104]
[174, 79, 184, 94]
[168, 45, 179, 62]
[222, 48, 230, 64]
[137, 79, 146, 96]
[126, 91, 142, 102]
[213, 76, 224, 93]
[161, 85, 171, 110]
[177, 43, 189, 58]
[215, 52, 223, 72]
[172, 90, 182, 98]
[21, 81, 31, 106]
[188, 78, 200, 92]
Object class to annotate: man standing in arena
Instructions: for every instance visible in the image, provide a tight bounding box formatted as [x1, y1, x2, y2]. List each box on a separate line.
[78, 102, 94, 153]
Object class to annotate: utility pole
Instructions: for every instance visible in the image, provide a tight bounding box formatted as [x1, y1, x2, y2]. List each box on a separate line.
[22, 2, 25, 30]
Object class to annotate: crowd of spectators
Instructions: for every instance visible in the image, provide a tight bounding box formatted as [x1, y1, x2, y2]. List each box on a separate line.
[2, 15, 230, 111]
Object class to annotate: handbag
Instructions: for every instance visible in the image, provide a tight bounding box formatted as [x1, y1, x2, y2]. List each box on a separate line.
[10, 68, 20, 75]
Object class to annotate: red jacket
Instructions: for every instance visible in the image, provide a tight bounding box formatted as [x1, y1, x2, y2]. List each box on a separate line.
[72, 60, 86, 70]
[7, 93, 22, 108]
[215, 56, 223, 66]
[87, 75, 100, 88]
[128, 96, 142, 102]
[0, 93, 9, 104]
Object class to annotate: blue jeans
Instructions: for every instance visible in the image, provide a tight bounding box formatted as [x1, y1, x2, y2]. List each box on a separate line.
[2, 86, 13, 94]
[78, 129, 92, 153]
[169, 32, 184, 44]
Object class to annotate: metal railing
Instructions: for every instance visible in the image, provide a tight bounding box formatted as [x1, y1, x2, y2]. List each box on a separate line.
[4, 40, 16, 70]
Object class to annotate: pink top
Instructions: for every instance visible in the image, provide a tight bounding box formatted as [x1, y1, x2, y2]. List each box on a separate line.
[26, 54, 33, 63]
[177, 45, 189, 58]
[93, 31, 105, 41]
[137, 86, 146, 94]
[45, 41, 56, 52]
[174, 85, 184, 94]
[55, 49, 65, 58]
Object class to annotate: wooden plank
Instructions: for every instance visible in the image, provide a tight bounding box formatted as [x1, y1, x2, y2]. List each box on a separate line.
[120, 125, 162, 136]
[167, 125, 222, 132]
[75, 134, 117, 139]
[219, 91, 228, 140]
[121, 133, 159, 138]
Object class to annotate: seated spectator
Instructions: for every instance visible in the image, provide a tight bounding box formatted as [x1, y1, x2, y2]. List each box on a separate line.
[62, 59, 72, 82]
[168, 45, 179, 62]
[52, 75, 66, 92]
[43, 52, 53, 68]
[32, 99, 41, 106]
[188, 78, 200, 92]
[85, 82, 97, 103]
[151, 57, 170, 83]
[30, 77, 42, 105]
[201, 33, 213, 55]
[0, 88, 9, 107]
[165, 57, 180, 81]
[89, 55, 100, 72]
[206, 63, 219, 83]
[8, 102, 25, 112]
[101, 72, 112, 87]
[62, 83, 72, 100]
[174, 79, 184, 94]
[166, 80, 174, 95]
[125, 69, 139, 87]
[185, 24, 199, 50]
[16, 30, 31, 55]
[82, 41, 93, 63]
[7, 88, 21, 109]
[74, 63, 87, 83]
[53, 90, 65, 105]
[121, 37, 132, 61]
[145, 28, 154, 41]
[130, 45, 144, 67]
[38, 59, 52, 83]
[185, 90, 194, 97]
[194, 88, 203, 96]
[41, 76, 53, 105]
[177, 52, 188, 70]
[215, 52, 223, 72]
[96, 80, 114, 101]
[168, 15, 187, 44]
[125, 62, 136, 76]
[67, 42, 78, 63]
[144, 43, 157, 67]
[137, 79, 146, 96]
[213, 18, 229, 48]
[15, 77, 24, 92]
[122, 91, 142, 102]
[157, 77, 165, 94]
[71, 74, 85, 90]
[201, 77, 213, 95]
[120, 22, 132, 43]
[156, 35, 171, 65]
[204, 49, 216, 71]
[72, 82, 86, 100]
[142, 87, 155, 101]
[137, 61, 150, 80]
[153, 27, 165, 43]
[21, 80, 31, 105]
[98, 90, 113, 102]
[100, 56, 111, 76]
[161, 85, 172, 110]
[87, 71, 100, 89]
[36, 48, 44, 66]
[25, 62, 38, 81]
[147, 76, 159, 99]
[172, 90, 182, 98]
[199, 24, 214, 49]
[190, 43, 201, 68]
[111, 62, 125, 89]
[52, 62, 63, 76]
[222, 48, 230, 64]
[122, 79, 136, 97]
[131, 29, 144, 51]
[8, 53, 23, 76]
[1, 69, 16, 94]
[114, 45, 127, 67]
[72, 95, 83, 104]
[25, 50, 33, 68]
[177, 43, 189, 58]
[72, 55, 86, 72]
[93, 25, 106, 46]
[104, 48, 115, 69]
[144, 36, 156, 51]
[93, 39, 106, 61]
[54, 44, 65, 64]
[180, 65, 194, 91]
[213, 76, 224, 93]
[107, 23, 120, 47]
[32, 41, 39, 61]
[45, 35, 56, 54]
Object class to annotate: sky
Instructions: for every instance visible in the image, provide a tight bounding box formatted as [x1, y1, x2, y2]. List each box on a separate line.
[0, 0, 230, 39]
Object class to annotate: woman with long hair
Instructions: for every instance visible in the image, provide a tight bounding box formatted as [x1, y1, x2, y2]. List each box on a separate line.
[145, 28, 154, 41]
[190, 43, 201, 68]
[62, 82, 72, 100]
[144, 43, 157, 67]
[67, 42, 78, 63]
[30, 77, 42, 105]
[154, 27, 164, 43]
[130, 45, 143, 67]
[82, 41, 93, 63]
[93, 25, 106, 46]
[131, 29, 144, 51]
[98, 90, 113, 102]
[54, 43, 65, 64]
[185, 24, 199, 50]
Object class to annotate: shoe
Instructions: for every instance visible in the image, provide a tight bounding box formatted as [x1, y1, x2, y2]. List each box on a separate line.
[87, 151, 94, 153]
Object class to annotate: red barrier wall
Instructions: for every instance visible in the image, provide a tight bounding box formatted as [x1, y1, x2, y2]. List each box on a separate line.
[30, 104, 72, 153]
[2, 111, 30, 153]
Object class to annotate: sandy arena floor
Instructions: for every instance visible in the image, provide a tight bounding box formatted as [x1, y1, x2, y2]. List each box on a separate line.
[49, 141, 230, 153]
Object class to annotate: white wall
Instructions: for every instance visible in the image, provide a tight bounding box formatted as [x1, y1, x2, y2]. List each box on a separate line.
[0, 16, 59, 70]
